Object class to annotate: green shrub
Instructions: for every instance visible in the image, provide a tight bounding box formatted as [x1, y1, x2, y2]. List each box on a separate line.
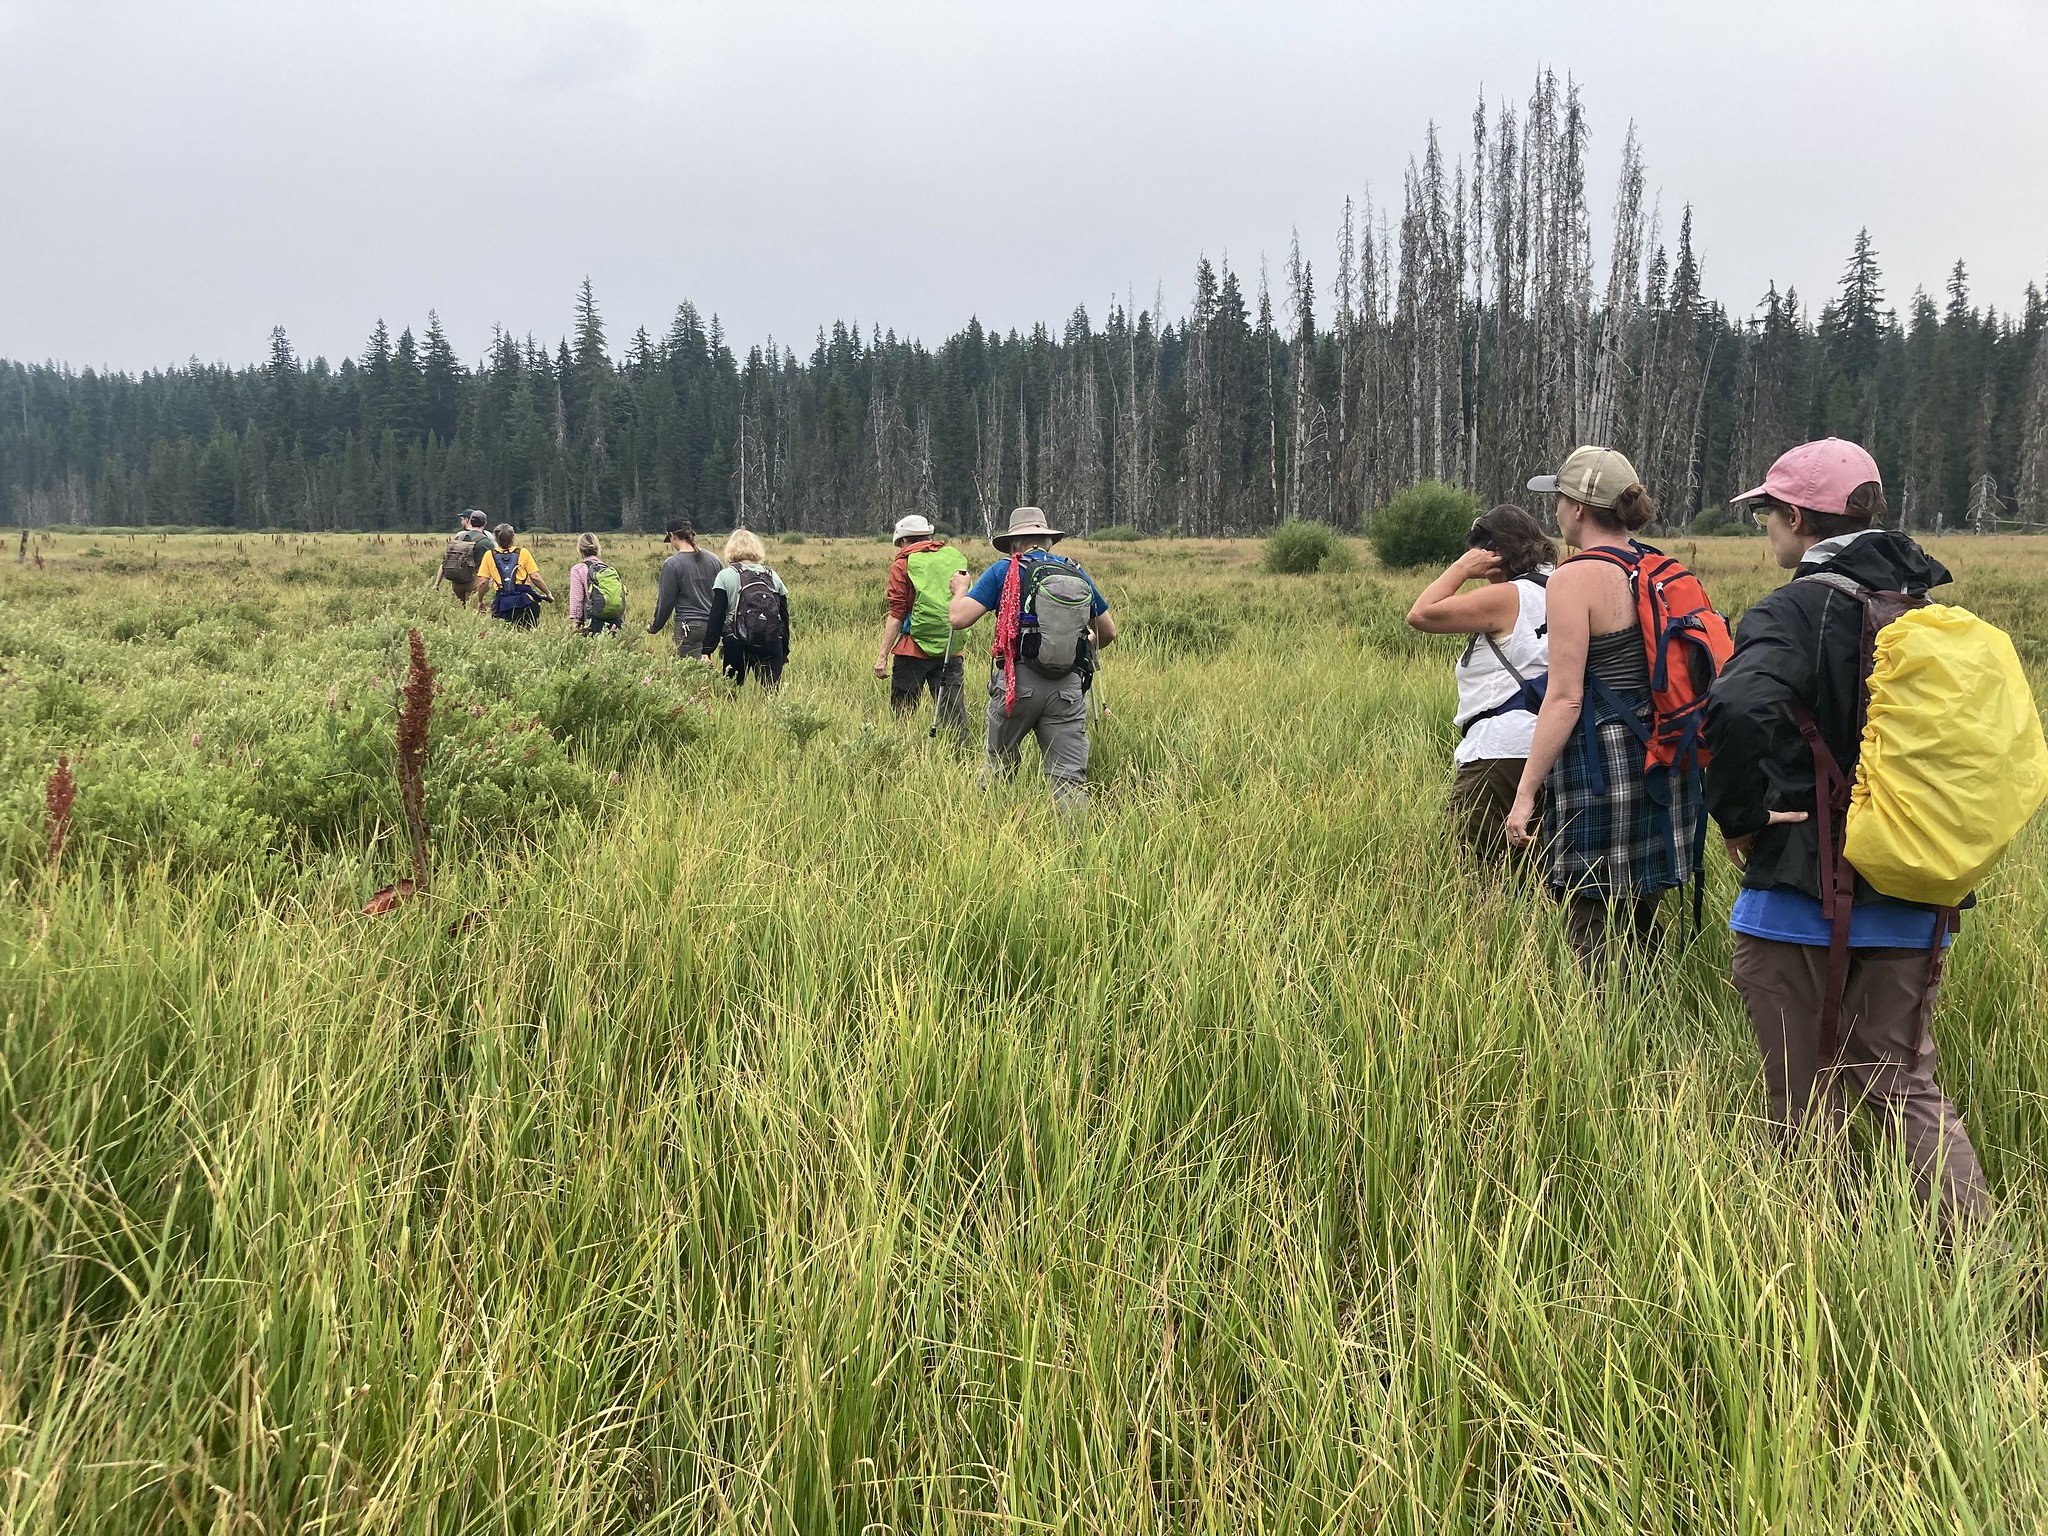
[1088, 525, 1145, 542]
[777, 531, 808, 545]
[1262, 522, 1354, 575]
[1368, 481, 1482, 569]
[1690, 504, 1752, 537]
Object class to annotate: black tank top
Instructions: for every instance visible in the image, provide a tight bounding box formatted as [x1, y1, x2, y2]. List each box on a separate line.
[1586, 626, 1648, 693]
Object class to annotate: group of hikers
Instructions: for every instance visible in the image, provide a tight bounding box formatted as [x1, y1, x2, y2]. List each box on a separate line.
[437, 512, 794, 685]
[433, 436, 2046, 1233]
[1409, 436, 2047, 1232]
[436, 501, 1116, 807]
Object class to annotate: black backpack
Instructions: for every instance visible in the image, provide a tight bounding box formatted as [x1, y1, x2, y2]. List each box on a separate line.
[440, 531, 484, 583]
[731, 567, 786, 649]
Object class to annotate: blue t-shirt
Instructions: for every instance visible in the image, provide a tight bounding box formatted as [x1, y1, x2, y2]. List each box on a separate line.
[1729, 886, 1955, 949]
[965, 552, 1108, 617]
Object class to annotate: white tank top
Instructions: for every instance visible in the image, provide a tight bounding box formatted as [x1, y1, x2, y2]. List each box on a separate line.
[1452, 573, 1551, 765]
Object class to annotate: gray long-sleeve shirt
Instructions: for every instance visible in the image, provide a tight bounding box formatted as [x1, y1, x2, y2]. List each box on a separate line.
[647, 547, 724, 634]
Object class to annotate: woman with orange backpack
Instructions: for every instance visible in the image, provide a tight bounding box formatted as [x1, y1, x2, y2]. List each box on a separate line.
[1505, 447, 1728, 977]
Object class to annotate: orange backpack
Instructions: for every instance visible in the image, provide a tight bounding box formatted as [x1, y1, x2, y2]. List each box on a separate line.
[1569, 541, 1734, 774]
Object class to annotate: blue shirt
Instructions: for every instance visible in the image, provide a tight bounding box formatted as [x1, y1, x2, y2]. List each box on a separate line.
[965, 552, 1109, 617]
[1729, 886, 1955, 949]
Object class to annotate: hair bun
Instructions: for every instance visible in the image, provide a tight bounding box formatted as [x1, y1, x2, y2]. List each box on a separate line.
[1610, 483, 1656, 532]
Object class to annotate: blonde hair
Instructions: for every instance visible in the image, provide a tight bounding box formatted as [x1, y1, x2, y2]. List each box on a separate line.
[723, 528, 766, 565]
[577, 532, 600, 558]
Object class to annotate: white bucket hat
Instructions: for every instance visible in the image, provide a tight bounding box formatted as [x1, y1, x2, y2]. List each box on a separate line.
[892, 514, 936, 542]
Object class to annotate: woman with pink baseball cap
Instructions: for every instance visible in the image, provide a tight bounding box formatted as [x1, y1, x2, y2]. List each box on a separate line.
[1703, 438, 1991, 1226]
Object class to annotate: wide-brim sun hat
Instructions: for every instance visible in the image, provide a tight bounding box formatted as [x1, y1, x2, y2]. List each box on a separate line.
[892, 513, 935, 542]
[1527, 446, 1641, 509]
[992, 506, 1067, 551]
[1734, 438, 1881, 515]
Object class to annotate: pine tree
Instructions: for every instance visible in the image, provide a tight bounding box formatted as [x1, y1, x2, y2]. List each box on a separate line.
[422, 312, 460, 444]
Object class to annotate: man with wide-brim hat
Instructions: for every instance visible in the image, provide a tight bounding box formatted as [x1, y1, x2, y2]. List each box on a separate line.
[989, 506, 1066, 551]
[874, 512, 973, 737]
[946, 506, 1116, 814]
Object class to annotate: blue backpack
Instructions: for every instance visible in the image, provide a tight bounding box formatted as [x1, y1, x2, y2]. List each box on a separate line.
[489, 548, 539, 620]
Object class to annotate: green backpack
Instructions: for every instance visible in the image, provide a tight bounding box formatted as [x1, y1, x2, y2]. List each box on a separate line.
[583, 559, 625, 626]
[903, 544, 969, 654]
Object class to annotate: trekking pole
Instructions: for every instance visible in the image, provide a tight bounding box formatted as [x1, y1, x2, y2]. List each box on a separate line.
[929, 623, 960, 739]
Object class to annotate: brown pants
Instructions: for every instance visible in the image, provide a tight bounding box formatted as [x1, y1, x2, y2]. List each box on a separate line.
[1732, 933, 1990, 1223]
[1562, 892, 1664, 981]
[1448, 756, 1533, 862]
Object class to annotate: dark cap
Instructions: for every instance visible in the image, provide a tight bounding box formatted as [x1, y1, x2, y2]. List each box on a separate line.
[666, 519, 696, 542]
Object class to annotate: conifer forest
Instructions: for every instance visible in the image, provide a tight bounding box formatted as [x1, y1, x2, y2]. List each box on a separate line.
[7, 75, 2047, 538]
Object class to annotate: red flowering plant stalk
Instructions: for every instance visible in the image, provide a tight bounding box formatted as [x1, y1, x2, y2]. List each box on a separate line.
[395, 627, 434, 894]
[44, 754, 76, 873]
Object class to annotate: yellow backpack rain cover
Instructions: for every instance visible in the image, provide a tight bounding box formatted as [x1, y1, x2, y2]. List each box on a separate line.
[1844, 604, 2048, 906]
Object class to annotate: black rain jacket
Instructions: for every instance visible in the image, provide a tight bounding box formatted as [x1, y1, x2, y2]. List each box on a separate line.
[1701, 529, 1952, 905]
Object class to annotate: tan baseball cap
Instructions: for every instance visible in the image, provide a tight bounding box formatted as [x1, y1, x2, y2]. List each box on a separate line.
[1527, 446, 1641, 509]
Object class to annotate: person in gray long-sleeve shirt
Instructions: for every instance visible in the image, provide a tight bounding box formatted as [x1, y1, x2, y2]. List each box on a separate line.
[646, 520, 724, 659]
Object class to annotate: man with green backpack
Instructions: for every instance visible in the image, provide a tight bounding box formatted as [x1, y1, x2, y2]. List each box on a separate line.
[873, 514, 971, 737]
[1706, 438, 2048, 1227]
[947, 506, 1116, 814]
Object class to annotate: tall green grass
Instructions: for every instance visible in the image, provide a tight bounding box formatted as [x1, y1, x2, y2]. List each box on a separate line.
[1, 532, 2045, 1531]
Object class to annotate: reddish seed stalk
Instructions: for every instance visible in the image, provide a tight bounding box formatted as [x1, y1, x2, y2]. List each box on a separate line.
[396, 628, 434, 893]
[45, 754, 76, 872]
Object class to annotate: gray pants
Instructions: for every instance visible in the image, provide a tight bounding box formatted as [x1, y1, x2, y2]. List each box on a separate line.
[985, 664, 1089, 813]
[1732, 933, 1990, 1223]
[672, 619, 709, 660]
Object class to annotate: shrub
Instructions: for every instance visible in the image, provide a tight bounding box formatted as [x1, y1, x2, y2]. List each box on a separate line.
[1088, 525, 1145, 542]
[1690, 503, 1752, 536]
[777, 531, 808, 545]
[1262, 522, 1355, 575]
[1368, 481, 1481, 569]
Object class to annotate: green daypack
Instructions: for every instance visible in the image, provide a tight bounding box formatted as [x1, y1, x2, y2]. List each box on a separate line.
[1018, 555, 1095, 678]
[903, 544, 969, 655]
[582, 558, 625, 626]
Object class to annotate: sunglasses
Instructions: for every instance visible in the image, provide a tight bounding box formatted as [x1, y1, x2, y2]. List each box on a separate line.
[1466, 519, 1497, 551]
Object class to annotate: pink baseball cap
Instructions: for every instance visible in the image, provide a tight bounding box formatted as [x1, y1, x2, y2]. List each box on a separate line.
[1734, 438, 1881, 516]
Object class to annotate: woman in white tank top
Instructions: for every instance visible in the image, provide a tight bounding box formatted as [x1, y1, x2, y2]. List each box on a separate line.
[1405, 505, 1559, 859]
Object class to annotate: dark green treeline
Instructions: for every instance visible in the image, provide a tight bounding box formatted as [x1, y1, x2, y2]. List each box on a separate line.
[6, 80, 2047, 537]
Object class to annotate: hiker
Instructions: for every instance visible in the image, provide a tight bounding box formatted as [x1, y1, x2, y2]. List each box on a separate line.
[946, 506, 1115, 814]
[647, 519, 724, 658]
[873, 513, 971, 737]
[568, 532, 626, 634]
[474, 522, 551, 628]
[1504, 448, 1724, 977]
[701, 528, 789, 686]
[1406, 504, 1556, 860]
[1704, 438, 2010, 1224]
[437, 510, 493, 601]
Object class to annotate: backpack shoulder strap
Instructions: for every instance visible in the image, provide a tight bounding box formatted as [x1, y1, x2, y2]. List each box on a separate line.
[1563, 546, 1640, 575]
[1481, 631, 1530, 690]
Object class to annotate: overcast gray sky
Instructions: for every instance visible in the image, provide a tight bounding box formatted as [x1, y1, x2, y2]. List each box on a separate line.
[3, 0, 2044, 373]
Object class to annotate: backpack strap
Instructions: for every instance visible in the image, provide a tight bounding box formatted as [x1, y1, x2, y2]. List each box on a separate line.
[1785, 698, 1856, 1062]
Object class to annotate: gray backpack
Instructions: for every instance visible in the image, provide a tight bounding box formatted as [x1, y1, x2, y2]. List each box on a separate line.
[1019, 558, 1094, 677]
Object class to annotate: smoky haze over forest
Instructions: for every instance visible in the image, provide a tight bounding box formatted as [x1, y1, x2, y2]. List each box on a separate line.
[2, 1, 2046, 541]
[1, 0, 2044, 371]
